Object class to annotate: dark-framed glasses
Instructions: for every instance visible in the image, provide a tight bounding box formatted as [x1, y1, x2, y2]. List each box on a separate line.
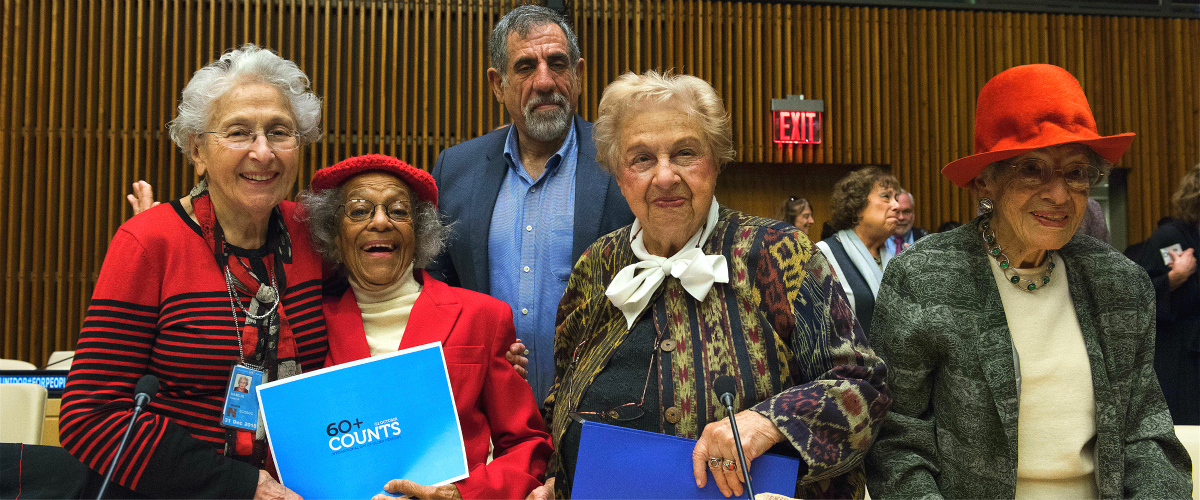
[201, 126, 300, 151]
[340, 199, 413, 223]
[999, 158, 1103, 191]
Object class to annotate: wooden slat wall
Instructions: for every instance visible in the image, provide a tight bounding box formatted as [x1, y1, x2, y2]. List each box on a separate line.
[2, 0, 1197, 363]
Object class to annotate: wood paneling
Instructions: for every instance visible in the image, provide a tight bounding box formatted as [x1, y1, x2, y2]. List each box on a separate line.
[2, 0, 1197, 363]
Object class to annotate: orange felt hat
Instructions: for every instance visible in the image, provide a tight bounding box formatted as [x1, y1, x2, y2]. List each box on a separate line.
[311, 154, 438, 207]
[941, 64, 1135, 188]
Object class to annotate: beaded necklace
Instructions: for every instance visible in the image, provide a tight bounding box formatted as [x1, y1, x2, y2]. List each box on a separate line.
[979, 218, 1055, 292]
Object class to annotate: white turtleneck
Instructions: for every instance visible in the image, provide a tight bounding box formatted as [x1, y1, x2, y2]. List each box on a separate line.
[349, 263, 423, 357]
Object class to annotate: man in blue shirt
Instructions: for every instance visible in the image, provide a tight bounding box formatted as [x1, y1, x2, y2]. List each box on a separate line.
[429, 5, 634, 407]
[883, 188, 927, 256]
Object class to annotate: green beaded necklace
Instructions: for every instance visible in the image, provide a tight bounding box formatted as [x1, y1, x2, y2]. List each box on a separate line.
[980, 219, 1055, 292]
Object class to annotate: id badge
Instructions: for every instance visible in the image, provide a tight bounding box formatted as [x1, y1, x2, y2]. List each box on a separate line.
[1160, 243, 1183, 265]
[222, 365, 264, 431]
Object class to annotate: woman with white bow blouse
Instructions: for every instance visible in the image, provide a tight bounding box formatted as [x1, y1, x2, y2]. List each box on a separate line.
[538, 71, 890, 500]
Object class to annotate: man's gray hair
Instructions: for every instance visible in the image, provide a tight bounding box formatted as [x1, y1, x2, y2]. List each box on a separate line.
[898, 188, 914, 206]
[488, 5, 580, 75]
[297, 187, 449, 271]
[168, 44, 321, 159]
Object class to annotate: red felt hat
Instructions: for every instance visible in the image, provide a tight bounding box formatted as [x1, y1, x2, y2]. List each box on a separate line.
[941, 64, 1135, 188]
[311, 154, 438, 207]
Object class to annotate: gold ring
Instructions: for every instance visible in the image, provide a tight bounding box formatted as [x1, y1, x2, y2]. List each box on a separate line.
[723, 459, 737, 471]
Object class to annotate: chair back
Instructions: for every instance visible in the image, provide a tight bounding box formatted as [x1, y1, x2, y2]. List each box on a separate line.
[0, 383, 48, 444]
[45, 351, 75, 370]
[0, 359, 36, 370]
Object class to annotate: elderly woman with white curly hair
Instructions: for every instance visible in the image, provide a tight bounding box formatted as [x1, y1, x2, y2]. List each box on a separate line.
[61, 44, 326, 499]
[538, 71, 889, 500]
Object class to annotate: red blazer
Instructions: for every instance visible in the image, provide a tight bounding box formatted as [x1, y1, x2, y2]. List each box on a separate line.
[323, 270, 552, 499]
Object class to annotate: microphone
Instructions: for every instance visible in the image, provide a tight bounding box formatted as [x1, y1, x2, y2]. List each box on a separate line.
[133, 374, 158, 410]
[97, 375, 158, 500]
[713, 375, 754, 500]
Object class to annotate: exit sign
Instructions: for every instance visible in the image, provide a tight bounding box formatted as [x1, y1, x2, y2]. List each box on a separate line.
[771, 95, 823, 145]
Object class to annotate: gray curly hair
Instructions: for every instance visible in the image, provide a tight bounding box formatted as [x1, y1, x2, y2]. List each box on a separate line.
[488, 5, 580, 76]
[297, 187, 449, 271]
[168, 44, 321, 159]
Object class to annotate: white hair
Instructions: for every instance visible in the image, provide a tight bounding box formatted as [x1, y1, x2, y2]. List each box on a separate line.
[168, 44, 321, 159]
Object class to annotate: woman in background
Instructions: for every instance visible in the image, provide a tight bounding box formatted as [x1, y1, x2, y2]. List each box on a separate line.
[815, 167, 901, 337]
[779, 196, 814, 235]
[1131, 164, 1199, 425]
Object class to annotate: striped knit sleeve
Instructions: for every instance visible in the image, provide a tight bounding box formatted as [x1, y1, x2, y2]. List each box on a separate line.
[59, 227, 258, 498]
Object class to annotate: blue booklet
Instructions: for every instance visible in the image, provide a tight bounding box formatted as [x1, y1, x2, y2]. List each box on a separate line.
[572, 419, 801, 499]
[258, 342, 468, 499]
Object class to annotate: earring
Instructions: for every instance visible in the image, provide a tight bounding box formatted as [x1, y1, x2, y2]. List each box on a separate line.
[978, 197, 994, 217]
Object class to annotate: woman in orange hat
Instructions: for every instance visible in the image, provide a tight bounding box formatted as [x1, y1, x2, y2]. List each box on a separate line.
[865, 64, 1192, 499]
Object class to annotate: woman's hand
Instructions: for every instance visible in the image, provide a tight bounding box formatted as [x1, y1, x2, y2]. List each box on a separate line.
[1167, 248, 1196, 291]
[691, 410, 786, 498]
[524, 477, 555, 500]
[371, 480, 461, 500]
[126, 180, 160, 216]
[255, 470, 303, 500]
[505, 339, 530, 379]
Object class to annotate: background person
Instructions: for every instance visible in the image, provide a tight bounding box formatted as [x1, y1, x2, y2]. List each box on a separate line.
[1076, 197, 1111, 243]
[866, 63, 1191, 499]
[300, 154, 552, 500]
[60, 44, 326, 499]
[428, 5, 633, 406]
[883, 188, 926, 256]
[778, 196, 814, 235]
[539, 71, 889, 500]
[1129, 164, 1199, 425]
[815, 166, 901, 337]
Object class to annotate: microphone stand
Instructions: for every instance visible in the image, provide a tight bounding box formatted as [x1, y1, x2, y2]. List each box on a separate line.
[719, 394, 755, 500]
[97, 378, 155, 500]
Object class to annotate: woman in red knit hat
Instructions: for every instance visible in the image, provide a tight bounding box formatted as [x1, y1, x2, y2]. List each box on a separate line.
[299, 154, 552, 500]
[865, 64, 1192, 499]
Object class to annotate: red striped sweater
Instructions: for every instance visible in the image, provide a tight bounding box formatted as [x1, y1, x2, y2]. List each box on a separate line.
[59, 200, 328, 498]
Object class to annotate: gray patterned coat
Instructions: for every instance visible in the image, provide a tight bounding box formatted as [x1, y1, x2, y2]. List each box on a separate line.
[865, 218, 1192, 499]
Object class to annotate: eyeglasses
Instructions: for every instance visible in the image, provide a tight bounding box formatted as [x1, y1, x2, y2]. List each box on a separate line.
[998, 158, 1103, 191]
[339, 199, 413, 223]
[201, 127, 300, 151]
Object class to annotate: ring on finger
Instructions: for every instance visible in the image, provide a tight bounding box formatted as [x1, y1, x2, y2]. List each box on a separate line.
[723, 459, 737, 472]
[708, 457, 723, 469]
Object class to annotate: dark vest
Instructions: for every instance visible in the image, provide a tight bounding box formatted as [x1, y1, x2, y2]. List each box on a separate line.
[823, 236, 875, 337]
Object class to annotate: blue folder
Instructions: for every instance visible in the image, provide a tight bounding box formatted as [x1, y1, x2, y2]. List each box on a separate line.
[258, 342, 468, 499]
[571, 419, 801, 499]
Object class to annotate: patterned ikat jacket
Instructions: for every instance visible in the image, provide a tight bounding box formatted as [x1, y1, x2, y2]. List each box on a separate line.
[545, 207, 891, 499]
[865, 218, 1192, 499]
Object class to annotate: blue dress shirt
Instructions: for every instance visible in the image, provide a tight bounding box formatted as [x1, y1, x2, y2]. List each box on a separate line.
[488, 123, 578, 406]
[884, 230, 915, 256]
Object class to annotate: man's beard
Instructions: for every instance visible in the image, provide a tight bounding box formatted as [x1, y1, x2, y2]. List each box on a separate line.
[523, 92, 572, 142]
